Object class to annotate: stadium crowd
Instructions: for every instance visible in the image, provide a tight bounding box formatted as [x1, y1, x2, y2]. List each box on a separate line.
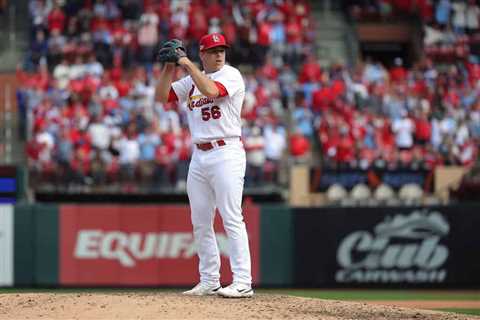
[346, 0, 480, 62]
[19, 0, 480, 193]
[21, 0, 311, 191]
[337, 0, 480, 169]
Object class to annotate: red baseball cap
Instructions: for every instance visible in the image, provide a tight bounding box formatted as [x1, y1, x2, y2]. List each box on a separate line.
[199, 33, 230, 51]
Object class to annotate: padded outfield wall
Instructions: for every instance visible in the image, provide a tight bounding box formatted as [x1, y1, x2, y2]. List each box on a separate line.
[0, 203, 479, 288]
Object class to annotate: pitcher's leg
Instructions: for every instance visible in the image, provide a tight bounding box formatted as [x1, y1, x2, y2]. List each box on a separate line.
[213, 153, 251, 285]
[187, 162, 220, 286]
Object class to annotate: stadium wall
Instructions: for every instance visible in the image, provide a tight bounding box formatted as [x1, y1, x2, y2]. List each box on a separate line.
[2, 203, 479, 288]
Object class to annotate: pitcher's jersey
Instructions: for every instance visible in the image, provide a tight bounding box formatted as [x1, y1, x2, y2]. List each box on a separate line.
[169, 65, 245, 143]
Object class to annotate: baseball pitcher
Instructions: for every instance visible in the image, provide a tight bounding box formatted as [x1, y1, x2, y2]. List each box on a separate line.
[155, 33, 253, 298]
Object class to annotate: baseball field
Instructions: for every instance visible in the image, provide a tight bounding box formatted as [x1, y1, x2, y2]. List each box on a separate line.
[0, 288, 478, 319]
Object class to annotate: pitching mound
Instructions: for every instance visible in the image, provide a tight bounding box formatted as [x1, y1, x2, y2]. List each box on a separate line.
[0, 292, 476, 320]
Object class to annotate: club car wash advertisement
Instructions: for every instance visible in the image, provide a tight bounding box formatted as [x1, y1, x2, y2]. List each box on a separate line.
[59, 204, 259, 286]
[294, 205, 480, 287]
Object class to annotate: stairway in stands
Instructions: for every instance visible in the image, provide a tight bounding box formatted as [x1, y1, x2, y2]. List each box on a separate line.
[0, 1, 29, 165]
[311, 1, 359, 67]
[0, 1, 29, 72]
[0, 73, 24, 166]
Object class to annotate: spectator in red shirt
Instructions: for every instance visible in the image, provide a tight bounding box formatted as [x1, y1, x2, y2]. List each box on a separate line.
[376, 117, 396, 150]
[187, 7, 208, 43]
[290, 129, 310, 162]
[206, 0, 224, 20]
[298, 54, 322, 84]
[285, 15, 303, 66]
[258, 54, 279, 80]
[312, 85, 333, 114]
[389, 57, 407, 83]
[47, 4, 66, 33]
[155, 142, 174, 188]
[221, 16, 237, 48]
[336, 127, 355, 164]
[255, 20, 272, 67]
[414, 110, 432, 145]
[19, 60, 50, 91]
[114, 72, 132, 98]
[298, 53, 322, 106]
[174, 126, 192, 190]
[424, 143, 443, 169]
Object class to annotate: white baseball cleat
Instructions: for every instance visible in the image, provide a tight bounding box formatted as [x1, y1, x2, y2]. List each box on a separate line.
[217, 283, 254, 298]
[182, 283, 222, 296]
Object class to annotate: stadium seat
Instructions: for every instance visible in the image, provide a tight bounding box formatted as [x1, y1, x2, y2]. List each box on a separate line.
[349, 183, 371, 205]
[326, 184, 347, 205]
[398, 183, 424, 206]
[373, 183, 396, 204]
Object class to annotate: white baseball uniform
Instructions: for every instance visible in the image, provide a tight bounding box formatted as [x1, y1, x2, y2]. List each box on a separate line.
[168, 64, 252, 286]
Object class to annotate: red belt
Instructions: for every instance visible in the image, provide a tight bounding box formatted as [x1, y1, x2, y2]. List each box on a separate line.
[196, 139, 226, 151]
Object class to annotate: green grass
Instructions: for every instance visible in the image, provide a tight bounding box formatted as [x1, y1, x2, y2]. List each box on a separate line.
[258, 289, 480, 301]
[438, 309, 480, 316]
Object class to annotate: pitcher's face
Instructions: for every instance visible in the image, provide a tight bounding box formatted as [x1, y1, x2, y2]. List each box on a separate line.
[200, 47, 226, 73]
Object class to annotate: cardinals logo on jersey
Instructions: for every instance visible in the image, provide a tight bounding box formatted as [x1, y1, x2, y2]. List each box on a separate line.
[187, 85, 214, 111]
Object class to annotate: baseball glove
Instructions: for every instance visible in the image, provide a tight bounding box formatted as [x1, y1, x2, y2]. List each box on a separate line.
[157, 39, 187, 64]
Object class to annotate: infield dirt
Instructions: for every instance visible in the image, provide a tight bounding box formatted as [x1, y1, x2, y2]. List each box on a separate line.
[0, 292, 479, 320]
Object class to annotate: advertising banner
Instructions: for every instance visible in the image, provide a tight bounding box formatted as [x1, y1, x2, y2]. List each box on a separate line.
[59, 204, 260, 286]
[0, 205, 13, 286]
[0, 166, 17, 203]
[294, 205, 480, 287]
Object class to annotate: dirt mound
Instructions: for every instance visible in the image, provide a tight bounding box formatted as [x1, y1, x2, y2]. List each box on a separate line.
[0, 292, 476, 320]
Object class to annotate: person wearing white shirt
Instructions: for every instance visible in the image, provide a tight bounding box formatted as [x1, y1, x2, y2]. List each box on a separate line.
[392, 113, 414, 149]
[244, 126, 266, 186]
[455, 120, 470, 146]
[69, 55, 87, 80]
[36, 130, 55, 164]
[98, 82, 119, 100]
[155, 33, 253, 298]
[117, 130, 140, 183]
[467, 0, 480, 32]
[452, 0, 467, 33]
[85, 54, 104, 79]
[156, 102, 181, 135]
[53, 58, 71, 90]
[133, 79, 156, 121]
[87, 116, 110, 150]
[263, 122, 286, 185]
[264, 122, 287, 161]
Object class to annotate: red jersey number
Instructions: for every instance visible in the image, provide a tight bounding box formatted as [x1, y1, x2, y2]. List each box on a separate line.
[201, 106, 222, 121]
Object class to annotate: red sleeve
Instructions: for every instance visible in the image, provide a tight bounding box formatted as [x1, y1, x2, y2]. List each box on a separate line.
[214, 81, 228, 97]
[168, 87, 178, 102]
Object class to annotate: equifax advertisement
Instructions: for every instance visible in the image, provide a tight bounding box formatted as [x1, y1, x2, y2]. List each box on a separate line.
[59, 204, 260, 286]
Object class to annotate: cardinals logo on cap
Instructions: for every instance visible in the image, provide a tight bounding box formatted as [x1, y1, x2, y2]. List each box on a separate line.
[199, 33, 230, 51]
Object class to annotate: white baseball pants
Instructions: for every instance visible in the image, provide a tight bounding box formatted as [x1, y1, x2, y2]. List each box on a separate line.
[187, 138, 252, 286]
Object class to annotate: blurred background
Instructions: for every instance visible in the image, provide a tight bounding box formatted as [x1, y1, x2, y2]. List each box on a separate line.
[0, 0, 480, 289]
